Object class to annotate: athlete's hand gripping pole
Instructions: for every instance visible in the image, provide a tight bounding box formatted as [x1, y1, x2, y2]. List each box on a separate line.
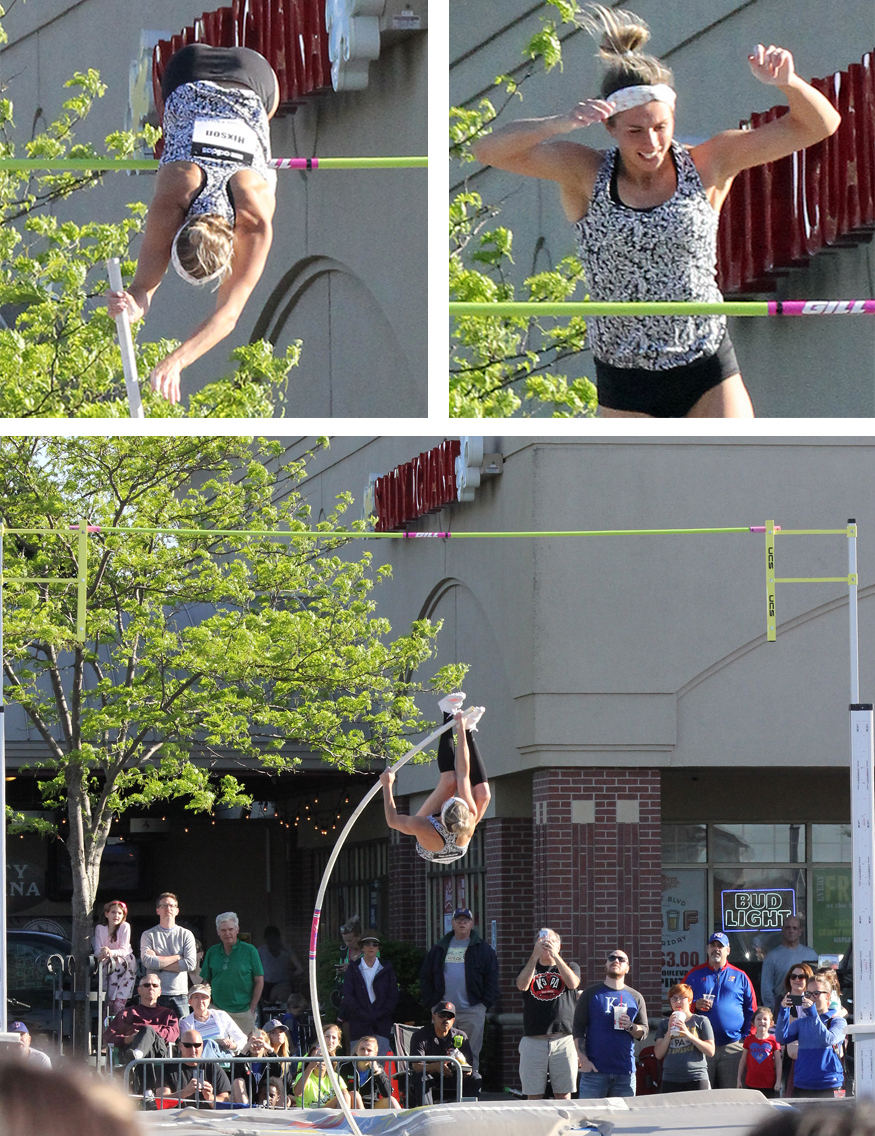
[308, 715, 457, 1133]
[106, 258, 145, 419]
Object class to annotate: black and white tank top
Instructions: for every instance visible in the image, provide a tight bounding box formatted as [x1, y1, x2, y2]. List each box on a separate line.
[415, 815, 469, 864]
[160, 81, 276, 225]
[574, 140, 725, 371]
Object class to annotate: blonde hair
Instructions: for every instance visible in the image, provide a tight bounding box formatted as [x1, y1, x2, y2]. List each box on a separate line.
[442, 798, 474, 839]
[174, 214, 234, 285]
[576, 4, 674, 102]
[246, 1029, 274, 1055]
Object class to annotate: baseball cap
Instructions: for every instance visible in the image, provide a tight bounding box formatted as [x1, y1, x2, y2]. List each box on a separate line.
[709, 932, 730, 948]
[262, 1019, 286, 1033]
[452, 908, 473, 920]
[189, 983, 212, 997]
[9, 1022, 28, 1034]
[360, 929, 381, 944]
[433, 1000, 456, 1015]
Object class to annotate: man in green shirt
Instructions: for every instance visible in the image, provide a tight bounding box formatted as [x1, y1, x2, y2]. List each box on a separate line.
[200, 911, 264, 1036]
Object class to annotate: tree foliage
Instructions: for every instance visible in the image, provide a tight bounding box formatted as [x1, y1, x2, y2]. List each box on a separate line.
[0, 437, 465, 972]
[449, 0, 597, 418]
[0, 40, 299, 416]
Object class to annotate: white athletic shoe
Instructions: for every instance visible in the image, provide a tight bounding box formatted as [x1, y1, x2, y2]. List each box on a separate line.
[462, 706, 485, 731]
[438, 691, 466, 715]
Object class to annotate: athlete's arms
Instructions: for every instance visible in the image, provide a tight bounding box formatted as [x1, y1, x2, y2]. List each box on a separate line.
[694, 46, 841, 210]
[472, 102, 612, 221]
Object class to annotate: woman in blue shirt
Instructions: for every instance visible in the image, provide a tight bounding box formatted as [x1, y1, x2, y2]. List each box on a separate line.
[776, 976, 845, 1098]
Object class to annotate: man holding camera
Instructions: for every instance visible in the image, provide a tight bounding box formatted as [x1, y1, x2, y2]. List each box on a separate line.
[515, 928, 580, 1099]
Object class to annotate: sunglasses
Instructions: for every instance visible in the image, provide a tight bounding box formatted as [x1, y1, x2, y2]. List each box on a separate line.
[438, 1012, 456, 1020]
[790, 973, 808, 980]
[607, 954, 628, 963]
[181, 1041, 203, 1049]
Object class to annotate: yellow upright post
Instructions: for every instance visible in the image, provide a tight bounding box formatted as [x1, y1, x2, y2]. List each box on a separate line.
[766, 520, 777, 642]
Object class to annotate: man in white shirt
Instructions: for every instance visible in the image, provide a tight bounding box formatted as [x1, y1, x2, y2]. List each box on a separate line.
[141, 891, 197, 1019]
[178, 983, 247, 1056]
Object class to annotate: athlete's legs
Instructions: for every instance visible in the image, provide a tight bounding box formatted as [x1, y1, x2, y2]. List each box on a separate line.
[686, 373, 754, 418]
[473, 781, 491, 824]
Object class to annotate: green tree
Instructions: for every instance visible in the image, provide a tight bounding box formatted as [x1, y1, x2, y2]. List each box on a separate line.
[449, 0, 597, 418]
[0, 37, 298, 416]
[0, 437, 465, 1040]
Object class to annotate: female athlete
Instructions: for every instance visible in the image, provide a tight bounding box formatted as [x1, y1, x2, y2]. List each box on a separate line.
[471, 5, 841, 418]
[380, 696, 490, 863]
[107, 43, 280, 404]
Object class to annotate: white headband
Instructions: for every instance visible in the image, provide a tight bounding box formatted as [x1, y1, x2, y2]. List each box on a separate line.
[170, 224, 227, 287]
[609, 83, 677, 115]
[441, 796, 468, 817]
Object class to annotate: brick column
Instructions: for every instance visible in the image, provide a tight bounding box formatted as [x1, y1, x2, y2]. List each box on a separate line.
[484, 817, 533, 1091]
[532, 768, 662, 1013]
[387, 797, 427, 944]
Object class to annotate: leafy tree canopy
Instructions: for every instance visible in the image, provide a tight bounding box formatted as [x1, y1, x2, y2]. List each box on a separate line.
[1, 437, 465, 936]
[449, 0, 597, 418]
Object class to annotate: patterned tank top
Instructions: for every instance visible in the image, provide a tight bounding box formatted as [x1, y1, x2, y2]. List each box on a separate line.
[415, 815, 469, 864]
[574, 140, 725, 371]
[160, 81, 276, 225]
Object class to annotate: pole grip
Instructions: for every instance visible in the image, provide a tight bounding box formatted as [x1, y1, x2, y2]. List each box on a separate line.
[106, 259, 145, 419]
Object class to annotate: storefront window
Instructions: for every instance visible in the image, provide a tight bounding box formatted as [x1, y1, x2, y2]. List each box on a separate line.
[662, 823, 707, 864]
[712, 824, 805, 863]
[661, 822, 848, 1005]
[812, 824, 853, 862]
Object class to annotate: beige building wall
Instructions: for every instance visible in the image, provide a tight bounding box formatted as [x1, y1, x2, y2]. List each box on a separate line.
[285, 436, 875, 809]
[2, 0, 427, 416]
[451, 0, 875, 416]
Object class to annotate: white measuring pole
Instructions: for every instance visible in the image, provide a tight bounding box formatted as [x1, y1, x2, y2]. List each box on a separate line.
[851, 705, 875, 1096]
[106, 259, 145, 419]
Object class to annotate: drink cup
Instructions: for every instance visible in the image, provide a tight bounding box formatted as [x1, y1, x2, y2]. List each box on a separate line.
[613, 1005, 626, 1030]
[702, 992, 715, 1010]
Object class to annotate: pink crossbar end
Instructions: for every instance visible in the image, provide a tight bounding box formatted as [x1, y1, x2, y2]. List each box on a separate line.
[749, 525, 782, 532]
[402, 531, 450, 538]
[270, 157, 318, 170]
[769, 300, 875, 315]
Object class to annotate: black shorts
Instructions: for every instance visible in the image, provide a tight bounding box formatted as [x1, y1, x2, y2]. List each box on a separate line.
[595, 332, 740, 417]
[438, 715, 488, 787]
[161, 44, 278, 115]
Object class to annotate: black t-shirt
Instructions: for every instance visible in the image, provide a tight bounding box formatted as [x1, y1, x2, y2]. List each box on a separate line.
[164, 1062, 232, 1105]
[522, 961, 581, 1036]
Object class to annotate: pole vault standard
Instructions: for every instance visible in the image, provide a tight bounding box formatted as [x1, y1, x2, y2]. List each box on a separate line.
[0, 519, 868, 1098]
[450, 300, 875, 317]
[0, 156, 427, 172]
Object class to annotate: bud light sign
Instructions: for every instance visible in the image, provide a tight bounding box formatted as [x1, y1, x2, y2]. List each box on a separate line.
[721, 889, 795, 931]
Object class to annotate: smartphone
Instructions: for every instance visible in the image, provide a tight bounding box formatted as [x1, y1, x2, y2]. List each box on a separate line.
[789, 994, 805, 1006]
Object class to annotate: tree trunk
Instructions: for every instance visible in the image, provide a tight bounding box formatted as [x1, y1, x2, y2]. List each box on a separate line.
[66, 774, 108, 1056]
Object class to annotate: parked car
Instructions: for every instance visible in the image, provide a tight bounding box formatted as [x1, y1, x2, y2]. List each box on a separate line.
[7, 929, 72, 1036]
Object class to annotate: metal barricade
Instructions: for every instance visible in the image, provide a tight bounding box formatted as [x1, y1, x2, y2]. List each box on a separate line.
[118, 1051, 466, 1108]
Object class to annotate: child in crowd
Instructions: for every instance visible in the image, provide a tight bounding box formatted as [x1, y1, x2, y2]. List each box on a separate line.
[738, 1007, 782, 1097]
[340, 1036, 401, 1109]
[92, 900, 136, 1016]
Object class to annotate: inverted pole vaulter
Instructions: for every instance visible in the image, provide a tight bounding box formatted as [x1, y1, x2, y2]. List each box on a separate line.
[1, 156, 427, 171]
[449, 300, 875, 317]
[106, 259, 144, 420]
[308, 716, 457, 1135]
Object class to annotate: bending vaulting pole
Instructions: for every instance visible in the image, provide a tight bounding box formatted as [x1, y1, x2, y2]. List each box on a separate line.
[106, 259, 144, 419]
[309, 717, 456, 1133]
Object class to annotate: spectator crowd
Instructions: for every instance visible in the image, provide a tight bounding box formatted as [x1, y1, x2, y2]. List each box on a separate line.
[5, 898, 850, 1109]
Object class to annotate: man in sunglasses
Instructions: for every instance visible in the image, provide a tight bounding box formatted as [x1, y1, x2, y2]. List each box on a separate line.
[574, 950, 648, 1099]
[162, 1029, 232, 1108]
[103, 975, 180, 1094]
[408, 1000, 481, 1105]
[760, 916, 818, 1014]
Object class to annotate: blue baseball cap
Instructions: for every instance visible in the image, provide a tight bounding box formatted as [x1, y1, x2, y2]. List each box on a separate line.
[709, 932, 730, 948]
